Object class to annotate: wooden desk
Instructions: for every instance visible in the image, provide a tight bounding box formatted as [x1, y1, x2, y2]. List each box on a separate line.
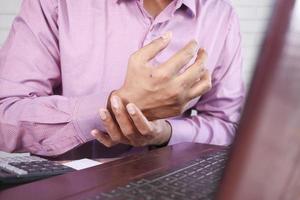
[0, 143, 225, 200]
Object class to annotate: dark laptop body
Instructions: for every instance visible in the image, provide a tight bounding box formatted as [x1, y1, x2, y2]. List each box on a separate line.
[217, 0, 300, 199]
[0, 0, 299, 199]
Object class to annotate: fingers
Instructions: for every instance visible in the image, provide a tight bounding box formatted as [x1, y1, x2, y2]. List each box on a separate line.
[91, 129, 116, 148]
[110, 96, 141, 140]
[188, 70, 212, 99]
[160, 40, 198, 76]
[126, 103, 154, 136]
[99, 108, 129, 144]
[176, 48, 207, 87]
[133, 32, 172, 62]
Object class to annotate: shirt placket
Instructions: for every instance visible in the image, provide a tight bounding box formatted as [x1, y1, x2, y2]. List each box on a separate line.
[137, 0, 179, 48]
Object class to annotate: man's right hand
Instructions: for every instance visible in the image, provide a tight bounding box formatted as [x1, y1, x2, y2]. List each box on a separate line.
[113, 32, 212, 120]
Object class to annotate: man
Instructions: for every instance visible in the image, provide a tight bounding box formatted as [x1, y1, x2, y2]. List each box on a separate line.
[0, 0, 244, 157]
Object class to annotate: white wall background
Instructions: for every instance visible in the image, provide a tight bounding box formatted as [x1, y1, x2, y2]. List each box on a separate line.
[232, 0, 275, 86]
[0, 0, 275, 86]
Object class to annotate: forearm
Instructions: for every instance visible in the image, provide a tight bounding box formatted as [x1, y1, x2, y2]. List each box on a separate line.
[0, 93, 111, 156]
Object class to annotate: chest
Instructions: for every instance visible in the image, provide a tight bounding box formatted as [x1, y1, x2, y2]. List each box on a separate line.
[56, 1, 225, 96]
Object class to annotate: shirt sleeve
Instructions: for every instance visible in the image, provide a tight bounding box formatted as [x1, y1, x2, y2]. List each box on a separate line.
[167, 9, 245, 146]
[0, 0, 110, 156]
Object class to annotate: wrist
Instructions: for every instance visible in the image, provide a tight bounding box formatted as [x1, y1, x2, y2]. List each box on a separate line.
[150, 120, 172, 148]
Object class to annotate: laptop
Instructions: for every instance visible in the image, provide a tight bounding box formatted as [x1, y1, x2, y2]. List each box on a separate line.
[0, 0, 299, 199]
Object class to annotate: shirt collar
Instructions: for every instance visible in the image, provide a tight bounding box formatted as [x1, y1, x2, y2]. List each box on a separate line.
[176, 0, 196, 17]
[114, 0, 196, 17]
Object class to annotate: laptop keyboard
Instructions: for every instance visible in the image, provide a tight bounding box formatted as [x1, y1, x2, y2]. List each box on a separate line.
[85, 151, 228, 200]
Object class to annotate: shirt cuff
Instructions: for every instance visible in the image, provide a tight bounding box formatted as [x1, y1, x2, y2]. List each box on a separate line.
[73, 92, 112, 142]
[167, 118, 207, 145]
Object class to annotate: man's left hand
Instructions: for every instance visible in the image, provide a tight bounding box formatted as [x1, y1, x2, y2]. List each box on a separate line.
[91, 96, 172, 147]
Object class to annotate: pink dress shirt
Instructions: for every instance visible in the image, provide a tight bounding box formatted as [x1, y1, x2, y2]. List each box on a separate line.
[0, 0, 245, 157]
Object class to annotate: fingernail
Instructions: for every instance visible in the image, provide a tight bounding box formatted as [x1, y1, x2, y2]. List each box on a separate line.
[127, 104, 136, 115]
[99, 109, 107, 120]
[199, 48, 207, 58]
[198, 48, 204, 55]
[111, 96, 119, 109]
[161, 31, 172, 42]
[91, 129, 97, 137]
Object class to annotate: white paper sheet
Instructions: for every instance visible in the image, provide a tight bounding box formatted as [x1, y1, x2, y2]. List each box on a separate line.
[63, 158, 102, 170]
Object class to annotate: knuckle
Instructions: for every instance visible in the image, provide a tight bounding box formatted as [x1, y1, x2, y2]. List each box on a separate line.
[156, 70, 171, 81]
[124, 130, 135, 138]
[183, 46, 196, 58]
[184, 49, 195, 58]
[129, 52, 143, 65]
[179, 80, 189, 89]
[149, 125, 155, 133]
[123, 126, 135, 136]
